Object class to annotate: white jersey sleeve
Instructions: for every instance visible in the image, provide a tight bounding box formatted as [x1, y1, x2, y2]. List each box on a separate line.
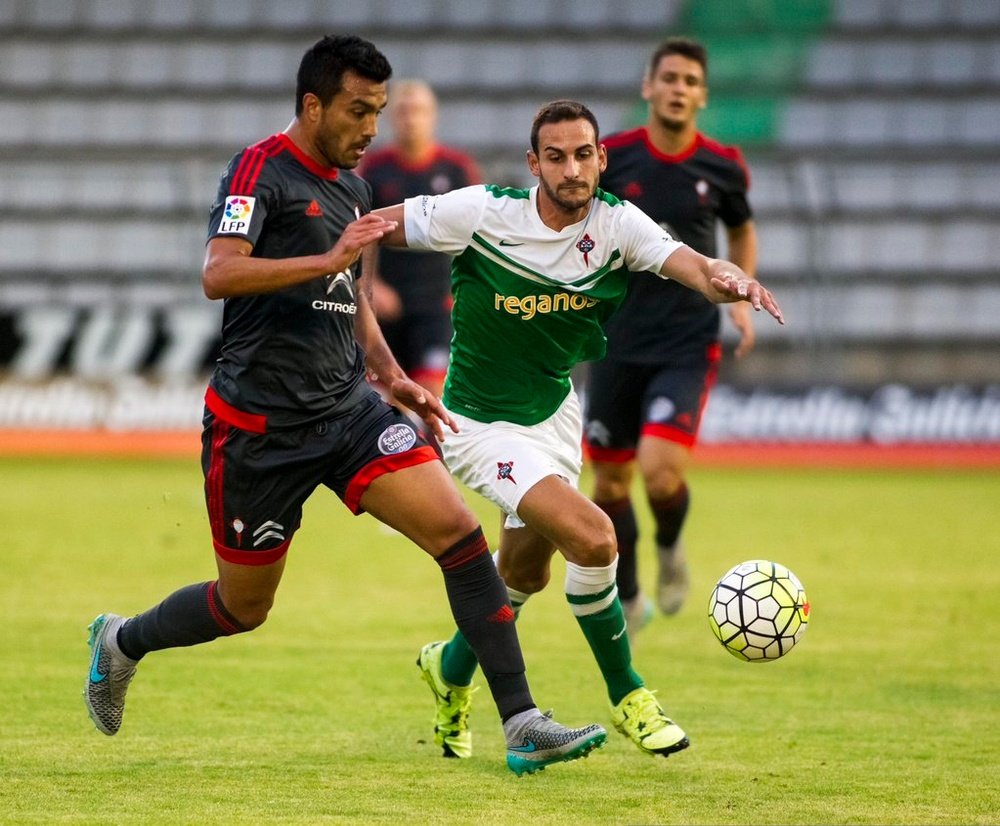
[616, 200, 686, 277]
[403, 185, 488, 255]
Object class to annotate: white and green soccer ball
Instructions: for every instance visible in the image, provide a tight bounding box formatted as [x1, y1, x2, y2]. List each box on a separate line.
[708, 560, 810, 662]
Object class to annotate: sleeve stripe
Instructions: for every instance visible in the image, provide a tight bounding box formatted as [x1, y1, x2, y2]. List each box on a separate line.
[229, 135, 284, 196]
[230, 149, 264, 195]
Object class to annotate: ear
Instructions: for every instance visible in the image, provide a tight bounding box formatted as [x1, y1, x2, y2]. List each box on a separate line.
[526, 149, 540, 179]
[597, 143, 608, 173]
[640, 74, 653, 102]
[301, 92, 322, 124]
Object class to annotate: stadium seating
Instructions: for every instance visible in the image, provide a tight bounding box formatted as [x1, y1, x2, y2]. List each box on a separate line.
[1, 0, 997, 387]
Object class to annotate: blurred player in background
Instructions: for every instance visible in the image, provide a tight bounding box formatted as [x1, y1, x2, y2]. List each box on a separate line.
[372, 99, 782, 761]
[84, 34, 606, 777]
[359, 79, 481, 435]
[584, 38, 759, 632]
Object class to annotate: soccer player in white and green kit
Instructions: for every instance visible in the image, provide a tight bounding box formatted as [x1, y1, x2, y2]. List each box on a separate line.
[373, 100, 784, 760]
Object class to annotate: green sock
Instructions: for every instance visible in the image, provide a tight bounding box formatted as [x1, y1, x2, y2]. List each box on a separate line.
[565, 560, 644, 705]
[440, 628, 479, 686]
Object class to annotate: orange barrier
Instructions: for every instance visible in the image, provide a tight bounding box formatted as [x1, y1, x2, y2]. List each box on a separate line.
[0, 429, 200, 457]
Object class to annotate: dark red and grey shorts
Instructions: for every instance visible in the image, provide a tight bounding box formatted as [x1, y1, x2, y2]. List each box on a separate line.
[201, 388, 437, 565]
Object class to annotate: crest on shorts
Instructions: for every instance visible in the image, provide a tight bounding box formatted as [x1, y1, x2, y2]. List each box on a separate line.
[377, 423, 417, 455]
[496, 461, 517, 484]
[649, 396, 676, 423]
[585, 420, 612, 447]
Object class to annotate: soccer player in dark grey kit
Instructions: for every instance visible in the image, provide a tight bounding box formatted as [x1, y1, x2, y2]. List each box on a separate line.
[84, 34, 606, 776]
[584, 38, 759, 631]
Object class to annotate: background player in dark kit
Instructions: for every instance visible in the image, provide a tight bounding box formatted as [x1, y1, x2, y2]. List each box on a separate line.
[84, 34, 606, 775]
[584, 38, 759, 630]
[359, 78, 481, 409]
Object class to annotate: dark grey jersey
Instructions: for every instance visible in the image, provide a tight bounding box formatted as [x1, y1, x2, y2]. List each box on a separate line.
[599, 128, 752, 364]
[206, 133, 374, 430]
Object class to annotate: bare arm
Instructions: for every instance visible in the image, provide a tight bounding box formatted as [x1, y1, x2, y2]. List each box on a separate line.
[724, 219, 760, 357]
[355, 261, 458, 440]
[362, 244, 403, 320]
[659, 244, 783, 325]
[355, 268, 405, 388]
[201, 213, 397, 299]
[371, 204, 408, 247]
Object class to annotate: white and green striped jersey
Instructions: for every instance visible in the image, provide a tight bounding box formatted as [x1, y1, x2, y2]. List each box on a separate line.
[403, 184, 685, 425]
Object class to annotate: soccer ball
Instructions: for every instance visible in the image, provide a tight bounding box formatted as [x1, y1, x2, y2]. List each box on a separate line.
[708, 559, 810, 662]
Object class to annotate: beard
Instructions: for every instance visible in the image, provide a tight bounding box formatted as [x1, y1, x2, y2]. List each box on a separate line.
[316, 125, 366, 170]
[540, 177, 595, 212]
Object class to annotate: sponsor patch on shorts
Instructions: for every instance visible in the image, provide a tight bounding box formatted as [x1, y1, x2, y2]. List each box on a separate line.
[377, 423, 417, 454]
[217, 196, 256, 234]
[649, 396, 676, 423]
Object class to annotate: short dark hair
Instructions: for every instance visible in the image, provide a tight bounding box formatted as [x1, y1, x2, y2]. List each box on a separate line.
[530, 100, 600, 154]
[295, 34, 392, 115]
[648, 37, 708, 82]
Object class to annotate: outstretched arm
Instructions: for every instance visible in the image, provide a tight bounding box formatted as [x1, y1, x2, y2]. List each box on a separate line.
[371, 204, 407, 247]
[658, 244, 783, 325]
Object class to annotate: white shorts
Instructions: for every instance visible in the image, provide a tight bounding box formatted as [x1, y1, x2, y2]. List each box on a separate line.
[441, 390, 583, 529]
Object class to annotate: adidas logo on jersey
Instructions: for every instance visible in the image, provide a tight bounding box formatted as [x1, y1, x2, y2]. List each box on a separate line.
[305, 200, 323, 217]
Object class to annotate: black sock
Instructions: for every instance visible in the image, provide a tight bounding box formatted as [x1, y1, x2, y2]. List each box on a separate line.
[436, 528, 533, 721]
[117, 581, 248, 660]
[649, 483, 690, 549]
[596, 497, 640, 601]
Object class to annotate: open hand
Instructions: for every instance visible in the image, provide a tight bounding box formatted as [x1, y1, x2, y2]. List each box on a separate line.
[711, 271, 784, 325]
[388, 377, 459, 443]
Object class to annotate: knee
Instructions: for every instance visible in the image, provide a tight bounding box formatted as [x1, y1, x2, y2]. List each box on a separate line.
[505, 567, 551, 596]
[497, 554, 551, 595]
[592, 463, 632, 501]
[645, 468, 685, 501]
[220, 591, 274, 631]
[566, 516, 617, 568]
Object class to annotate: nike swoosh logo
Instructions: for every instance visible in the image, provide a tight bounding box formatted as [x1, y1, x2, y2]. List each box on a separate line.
[611, 621, 628, 641]
[509, 740, 538, 753]
[498, 240, 523, 247]
[90, 657, 107, 683]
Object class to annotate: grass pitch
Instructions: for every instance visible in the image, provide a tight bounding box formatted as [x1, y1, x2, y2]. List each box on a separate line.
[2, 455, 998, 824]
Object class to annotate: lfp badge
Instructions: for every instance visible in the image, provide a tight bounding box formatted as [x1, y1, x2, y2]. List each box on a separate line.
[218, 196, 256, 234]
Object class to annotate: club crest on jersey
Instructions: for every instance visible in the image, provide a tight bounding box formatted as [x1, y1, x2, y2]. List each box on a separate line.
[431, 173, 452, 194]
[218, 196, 255, 234]
[576, 233, 596, 266]
[377, 423, 417, 455]
[695, 179, 710, 205]
[496, 461, 517, 484]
